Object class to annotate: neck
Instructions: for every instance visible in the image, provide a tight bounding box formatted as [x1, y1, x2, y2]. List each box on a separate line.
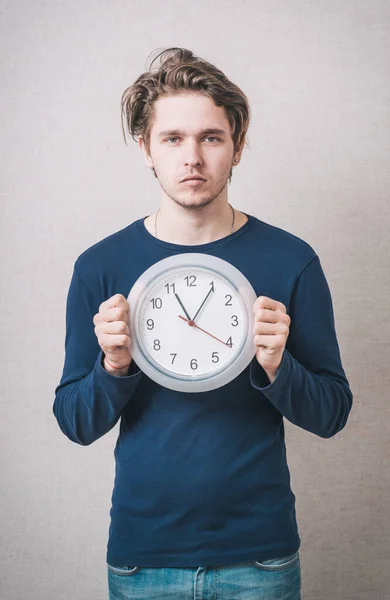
[153, 200, 236, 245]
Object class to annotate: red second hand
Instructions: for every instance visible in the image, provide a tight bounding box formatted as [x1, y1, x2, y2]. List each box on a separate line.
[178, 315, 232, 348]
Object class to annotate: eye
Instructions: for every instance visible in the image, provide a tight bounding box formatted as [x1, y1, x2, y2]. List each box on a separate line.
[165, 137, 180, 144]
[204, 136, 220, 143]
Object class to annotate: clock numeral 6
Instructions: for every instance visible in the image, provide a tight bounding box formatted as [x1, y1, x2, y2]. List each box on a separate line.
[150, 297, 162, 309]
[153, 339, 161, 351]
[212, 352, 219, 363]
[190, 358, 198, 370]
[147, 319, 154, 330]
[231, 315, 239, 327]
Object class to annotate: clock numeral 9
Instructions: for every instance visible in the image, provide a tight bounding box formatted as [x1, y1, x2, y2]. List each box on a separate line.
[190, 358, 198, 370]
[146, 319, 154, 330]
[150, 297, 162, 309]
[225, 294, 232, 306]
[212, 352, 219, 363]
[153, 339, 161, 351]
[231, 315, 238, 327]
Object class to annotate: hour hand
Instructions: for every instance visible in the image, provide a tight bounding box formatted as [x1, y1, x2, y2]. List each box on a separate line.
[174, 293, 192, 322]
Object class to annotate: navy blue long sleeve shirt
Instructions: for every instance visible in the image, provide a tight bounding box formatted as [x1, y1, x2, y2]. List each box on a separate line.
[53, 213, 353, 567]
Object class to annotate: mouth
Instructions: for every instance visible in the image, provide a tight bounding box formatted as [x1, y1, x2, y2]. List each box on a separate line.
[181, 177, 207, 185]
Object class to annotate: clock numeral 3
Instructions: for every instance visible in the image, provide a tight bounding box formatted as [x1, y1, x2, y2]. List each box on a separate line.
[231, 315, 239, 327]
[153, 339, 161, 351]
[225, 294, 232, 306]
[150, 297, 163, 309]
[185, 275, 197, 287]
[212, 352, 219, 363]
[190, 358, 198, 370]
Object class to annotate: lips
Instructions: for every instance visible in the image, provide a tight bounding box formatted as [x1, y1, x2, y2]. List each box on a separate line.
[181, 176, 206, 182]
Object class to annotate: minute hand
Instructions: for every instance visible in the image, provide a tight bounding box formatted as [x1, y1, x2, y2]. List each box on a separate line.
[192, 287, 214, 322]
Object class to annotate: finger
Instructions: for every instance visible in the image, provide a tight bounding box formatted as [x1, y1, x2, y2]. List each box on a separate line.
[102, 306, 130, 324]
[254, 321, 289, 336]
[254, 308, 279, 323]
[254, 309, 291, 325]
[254, 334, 284, 348]
[253, 296, 286, 314]
[96, 320, 130, 336]
[99, 294, 129, 313]
[100, 333, 132, 352]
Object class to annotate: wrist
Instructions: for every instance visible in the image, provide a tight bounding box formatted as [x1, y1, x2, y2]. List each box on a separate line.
[264, 364, 280, 384]
[103, 356, 132, 377]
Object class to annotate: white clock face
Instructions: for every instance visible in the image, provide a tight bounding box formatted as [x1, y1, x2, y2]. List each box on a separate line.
[136, 267, 246, 379]
[128, 253, 257, 392]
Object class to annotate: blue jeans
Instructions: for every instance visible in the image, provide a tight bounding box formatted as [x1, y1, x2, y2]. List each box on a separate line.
[107, 552, 301, 599]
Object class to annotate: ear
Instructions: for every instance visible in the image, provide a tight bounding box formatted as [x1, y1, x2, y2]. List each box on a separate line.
[138, 136, 154, 170]
[232, 140, 245, 166]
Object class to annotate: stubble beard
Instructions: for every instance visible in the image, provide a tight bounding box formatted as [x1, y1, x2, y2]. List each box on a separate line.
[155, 170, 231, 213]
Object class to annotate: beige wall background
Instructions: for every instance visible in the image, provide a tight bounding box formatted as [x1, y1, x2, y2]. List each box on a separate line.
[1, 1, 389, 599]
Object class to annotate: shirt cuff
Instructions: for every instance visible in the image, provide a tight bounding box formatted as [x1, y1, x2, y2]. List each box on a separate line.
[98, 351, 142, 378]
[249, 349, 289, 392]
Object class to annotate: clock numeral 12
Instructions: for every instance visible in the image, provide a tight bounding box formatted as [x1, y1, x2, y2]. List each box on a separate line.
[185, 275, 197, 287]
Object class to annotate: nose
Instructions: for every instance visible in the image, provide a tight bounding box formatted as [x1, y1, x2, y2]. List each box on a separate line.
[184, 140, 203, 167]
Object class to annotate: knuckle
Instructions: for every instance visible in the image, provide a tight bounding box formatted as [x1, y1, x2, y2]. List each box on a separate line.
[118, 322, 129, 334]
[114, 307, 122, 320]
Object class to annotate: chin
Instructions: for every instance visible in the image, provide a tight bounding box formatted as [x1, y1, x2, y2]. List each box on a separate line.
[174, 195, 217, 210]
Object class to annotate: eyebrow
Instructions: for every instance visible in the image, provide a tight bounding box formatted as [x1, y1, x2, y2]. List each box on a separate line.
[158, 128, 228, 138]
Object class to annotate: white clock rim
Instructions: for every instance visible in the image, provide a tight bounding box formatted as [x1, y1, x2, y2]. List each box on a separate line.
[127, 253, 257, 393]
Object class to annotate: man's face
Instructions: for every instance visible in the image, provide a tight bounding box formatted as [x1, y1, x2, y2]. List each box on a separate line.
[139, 93, 239, 210]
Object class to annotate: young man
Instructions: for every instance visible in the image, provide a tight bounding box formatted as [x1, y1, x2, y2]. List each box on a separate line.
[53, 48, 353, 600]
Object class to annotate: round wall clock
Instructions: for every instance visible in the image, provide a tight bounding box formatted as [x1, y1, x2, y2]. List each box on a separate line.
[127, 253, 257, 392]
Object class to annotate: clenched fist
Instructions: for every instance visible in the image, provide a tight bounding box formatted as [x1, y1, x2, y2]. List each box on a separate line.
[93, 294, 133, 375]
[253, 295, 290, 384]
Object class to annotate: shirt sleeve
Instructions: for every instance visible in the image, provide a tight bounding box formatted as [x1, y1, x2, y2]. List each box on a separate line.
[53, 263, 142, 445]
[249, 254, 353, 438]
